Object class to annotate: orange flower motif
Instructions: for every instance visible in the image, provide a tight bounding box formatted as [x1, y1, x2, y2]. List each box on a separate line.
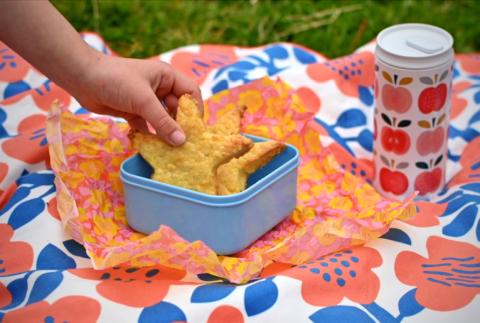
[0, 42, 30, 83]
[2, 114, 49, 165]
[307, 51, 375, 97]
[448, 136, 480, 187]
[70, 265, 187, 307]
[0, 282, 11, 308]
[207, 305, 244, 323]
[451, 81, 471, 120]
[456, 54, 480, 74]
[0, 224, 33, 275]
[170, 45, 238, 85]
[402, 201, 447, 227]
[2, 296, 100, 323]
[281, 247, 382, 306]
[395, 236, 480, 311]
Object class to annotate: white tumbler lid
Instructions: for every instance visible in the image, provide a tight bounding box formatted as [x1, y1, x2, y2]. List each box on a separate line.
[376, 23, 454, 69]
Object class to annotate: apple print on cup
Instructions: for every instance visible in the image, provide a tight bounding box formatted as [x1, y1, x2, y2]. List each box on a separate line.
[380, 113, 411, 155]
[379, 155, 409, 195]
[417, 113, 447, 156]
[414, 154, 444, 195]
[381, 71, 413, 114]
[418, 70, 449, 114]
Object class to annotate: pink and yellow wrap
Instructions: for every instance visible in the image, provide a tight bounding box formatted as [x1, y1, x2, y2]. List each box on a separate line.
[46, 77, 415, 283]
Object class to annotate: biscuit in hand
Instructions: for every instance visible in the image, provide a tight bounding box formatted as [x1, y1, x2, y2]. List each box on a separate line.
[130, 95, 253, 195]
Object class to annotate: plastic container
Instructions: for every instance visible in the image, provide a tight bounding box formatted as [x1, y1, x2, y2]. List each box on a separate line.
[120, 135, 300, 255]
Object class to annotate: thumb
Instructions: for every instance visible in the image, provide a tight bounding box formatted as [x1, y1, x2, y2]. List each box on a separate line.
[138, 92, 185, 146]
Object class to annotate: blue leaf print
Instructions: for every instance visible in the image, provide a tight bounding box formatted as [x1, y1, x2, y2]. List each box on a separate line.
[139, 301, 187, 323]
[357, 129, 373, 152]
[477, 218, 480, 241]
[0, 187, 30, 216]
[27, 271, 63, 305]
[293, 47, 317, 64]
[63, 240, 89, 258]
[461, 183, 480, 193]
[232, 61, 256, 70]
[16, 172, 54, 187]
[245, 278, 278, 316]
[358, 86, 373, 106]
[2, 274, 30, 310]
[212, 79, 229, 94]
[441, 195, 479, 217]
[264, 45, 288, 59]
[37, 244, 76, 270]
[8, 198, 45, 230]
[4, 81, 31, 99]
[474, 90, 480, 104]
[336, 109, 366, 128]
[469, 109, 480, 125]
[437, 190, 464, 204]
[310, 306, 374, 323]
[443, 204, 478, 237]
[228, 70, 247, 81]
[190, 283, 236, 303]
[380, 228, 411, 245]
[398, 289, 424, 318]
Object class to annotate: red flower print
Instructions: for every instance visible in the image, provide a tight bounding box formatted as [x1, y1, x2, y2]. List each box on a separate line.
[0, 161, 7, 186]
[2, 114, 49, 165]
[70, 265, 187, 307]
[31, 80, 71, 112]
[307, 51, 375, 97]
[259, 262, 294, 278]
[296, 86, 321, 114]
[0, 183, 16, 211]
[3, 296, 100, 323]
[0, 224, 33, 275]
[395, 236, 480, 311]
[47, 196, 60, 221]
[0, 282, 11, 308]
[327, 142, 373, 181]
[207, 305, 244, 323]
[281, 247, 382, 306]
[0, 42, 30, 83]
[402, 201, 447, 227]
[170, 45, 237, 85]
[448, 136, 480, 187]
[451, 81, 471, 120]
[456, 54, 480, 74]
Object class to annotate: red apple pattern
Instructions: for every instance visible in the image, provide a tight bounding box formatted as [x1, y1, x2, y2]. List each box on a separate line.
[418, 70, 449, 114]
[381, 71, 413, 114]
[416, 113, 447, 156]
[414, 155, 444, 195]
[379, 155, 409, 195]
[380, 113, 411, 155]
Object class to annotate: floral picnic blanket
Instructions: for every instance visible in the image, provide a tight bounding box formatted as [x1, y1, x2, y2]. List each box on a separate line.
[0, 33, 479, 322]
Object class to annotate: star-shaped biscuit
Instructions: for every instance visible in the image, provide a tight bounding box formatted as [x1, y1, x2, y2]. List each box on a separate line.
[129, 95, 253, 195]
[216, 140, 286, 195]
[210, 104, 286, 195]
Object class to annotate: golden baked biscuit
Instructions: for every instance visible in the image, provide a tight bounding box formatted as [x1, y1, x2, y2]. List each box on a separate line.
[216, 141, 286, 195]
[208, 105, 246, 135]
[130, 95, 253, 195]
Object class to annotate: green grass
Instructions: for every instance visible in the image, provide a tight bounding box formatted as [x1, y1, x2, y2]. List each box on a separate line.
[52, 0, 480, 58]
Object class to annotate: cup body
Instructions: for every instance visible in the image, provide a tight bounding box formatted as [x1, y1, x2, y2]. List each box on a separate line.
[373, 23, 454, 200]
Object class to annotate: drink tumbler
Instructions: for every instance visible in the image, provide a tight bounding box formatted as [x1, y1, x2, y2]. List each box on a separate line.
[373, 23, 454, 200]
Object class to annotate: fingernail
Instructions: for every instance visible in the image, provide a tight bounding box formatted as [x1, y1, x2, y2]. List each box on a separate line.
[170, 130, 186, 145]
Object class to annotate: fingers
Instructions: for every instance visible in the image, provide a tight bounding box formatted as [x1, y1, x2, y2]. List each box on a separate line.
[135, 92, 186, 146]
[155, 62, 204, 116]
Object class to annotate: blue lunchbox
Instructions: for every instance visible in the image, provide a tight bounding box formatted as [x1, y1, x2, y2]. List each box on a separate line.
[120, 135, 300, 255]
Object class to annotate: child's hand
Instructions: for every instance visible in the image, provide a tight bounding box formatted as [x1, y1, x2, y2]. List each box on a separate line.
[75, 54, 202, 146]
[0, 1, 202, 146]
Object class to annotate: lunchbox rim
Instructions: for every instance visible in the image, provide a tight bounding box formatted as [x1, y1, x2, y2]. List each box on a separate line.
[120, 134, 300, 207]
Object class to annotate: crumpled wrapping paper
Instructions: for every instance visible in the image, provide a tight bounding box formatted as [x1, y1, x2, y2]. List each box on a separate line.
[47, 77, 415, 283]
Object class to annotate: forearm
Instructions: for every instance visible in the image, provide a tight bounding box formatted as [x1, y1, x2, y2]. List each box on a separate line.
[0, 0, 99, 93]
